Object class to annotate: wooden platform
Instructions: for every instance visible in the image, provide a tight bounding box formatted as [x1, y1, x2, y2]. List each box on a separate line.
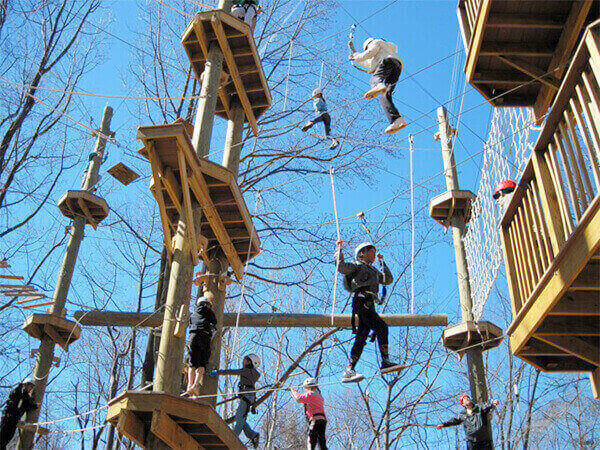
[442, 321, 503, 357]
[458, 0, 594, 122]
[22, 314, 81, 351]
[106, 391, 244, 449]
[182, 10, 272, 135]
[108, 162, 140, 185]
[429, 190, 476, 226]
[137, 121, 260, 278]
[57, 190, 109, 228]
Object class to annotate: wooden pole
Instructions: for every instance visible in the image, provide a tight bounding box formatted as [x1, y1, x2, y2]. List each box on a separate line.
[437, 106, 492, 437]
[73, 310, 449, 328]
[18, 107, 114, 450]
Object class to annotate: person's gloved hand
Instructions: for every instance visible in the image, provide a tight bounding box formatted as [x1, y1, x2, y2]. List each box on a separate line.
[209, 369, 218, 377]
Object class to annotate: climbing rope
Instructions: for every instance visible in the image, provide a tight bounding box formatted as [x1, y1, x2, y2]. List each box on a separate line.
[330, 167, 341, 325]
[409, 134, 415, 314]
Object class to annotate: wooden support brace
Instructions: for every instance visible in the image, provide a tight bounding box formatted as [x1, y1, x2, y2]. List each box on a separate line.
[77, 197, 96, 229]
[150, 410, 202, 450]
[43, 324, 69, 352]
[495, 55, 560, 90]
[177, 150, 199, 266]
[146, 143, 173, 261]
[117, 410, 146, 448]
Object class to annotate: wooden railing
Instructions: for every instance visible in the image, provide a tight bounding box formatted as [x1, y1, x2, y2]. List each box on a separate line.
[500, 20, 600, 320]
[457, 0, 483, 51]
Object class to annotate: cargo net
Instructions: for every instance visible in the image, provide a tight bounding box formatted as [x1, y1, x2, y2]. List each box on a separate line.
[464, 107, 535, 320]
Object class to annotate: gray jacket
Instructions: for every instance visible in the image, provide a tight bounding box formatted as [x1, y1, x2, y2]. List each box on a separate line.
[335, 248, 393, 295]
[441, 402, 496, 443]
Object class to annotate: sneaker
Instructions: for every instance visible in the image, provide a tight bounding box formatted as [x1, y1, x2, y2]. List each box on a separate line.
[385, 117, 407, 134]
[301, 122, 313, 132]
[251, 434, 260, 448]
[329, 138, 339, 150]
[364, 83, 388, 99]
[380, 360, 405, 374]
[341, 368, 365, 383]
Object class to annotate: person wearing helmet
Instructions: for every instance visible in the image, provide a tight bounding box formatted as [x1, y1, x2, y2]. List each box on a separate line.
[0, 379, 39, 449]
[183, 293, 217, 397]
[349, 37, 406, 134]
[493, 180, 517, 209]
[437, 394, 499, 449]
[210, 355, 261, 448]
[335, 240, 402, 383]
[301, 89, 339, 150]
[231, 0, 260, 29]
[290, 378, 327, 449]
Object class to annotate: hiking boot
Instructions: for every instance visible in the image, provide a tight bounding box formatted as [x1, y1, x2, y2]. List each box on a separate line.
[380, 360, 405, 374]
[341, 368, 365, 383]
[301, 122, 313, 132]
[385, 117, 407, 134]
[329, 138, 339, 150]
[365, 83, 387, 99]
[251, 433, 260, 448]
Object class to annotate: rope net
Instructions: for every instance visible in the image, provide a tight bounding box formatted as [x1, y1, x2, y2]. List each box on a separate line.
[464, 107, 535, 320]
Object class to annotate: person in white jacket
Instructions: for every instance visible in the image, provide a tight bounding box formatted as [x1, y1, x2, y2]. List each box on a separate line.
[349, 38, 406, 134]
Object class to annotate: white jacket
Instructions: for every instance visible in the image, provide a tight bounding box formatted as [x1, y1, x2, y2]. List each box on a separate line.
[353, 39, 400, 73]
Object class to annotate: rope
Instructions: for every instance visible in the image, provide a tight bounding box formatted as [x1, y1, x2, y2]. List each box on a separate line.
[330, 167, 341, 326]
[409, 134, 415, 314]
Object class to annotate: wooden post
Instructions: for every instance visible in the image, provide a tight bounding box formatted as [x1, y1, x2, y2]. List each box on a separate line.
[437, 106, 492, 433]
[18, 107, 114, 450]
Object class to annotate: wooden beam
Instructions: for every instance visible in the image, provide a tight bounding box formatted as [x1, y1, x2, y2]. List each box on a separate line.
[177, 149, 199, 266]
[570, 263, 600, 290]
[486, 14, 563, 29]
[550, 292, 600, 315]
[162, 167, 182, 213]
[117, 410, 146, 448]
[150, 410, 202, 450]
[495, 55, 560, 90]
[536, 335, 599, 366]
[464, 0, 491, 82]
[481, 43, 554, 57]
[43, 324, 69, 352]
[535, 317, 600, 336]
[145, 143, 173, 261]
[0, 275, 24, 280]
[73, 310, 448, 329]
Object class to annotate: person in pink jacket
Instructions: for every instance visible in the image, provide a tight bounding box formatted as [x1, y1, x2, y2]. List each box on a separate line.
[290, 378, 327, 449]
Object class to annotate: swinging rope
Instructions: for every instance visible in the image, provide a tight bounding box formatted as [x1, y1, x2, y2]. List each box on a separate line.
[409, 134, 415, 314]
[330, 167, 341, 326]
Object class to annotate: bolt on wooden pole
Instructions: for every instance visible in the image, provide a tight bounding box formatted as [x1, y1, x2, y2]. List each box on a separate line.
[18, 106, 114, 450]
[436, 106, 492, 422]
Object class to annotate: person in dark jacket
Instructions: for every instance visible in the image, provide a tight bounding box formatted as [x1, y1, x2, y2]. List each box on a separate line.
[211, 354, 261, 448]
[301, 89, 339, 150]
[0, 379, 39, 449]
[437, 394, 500, 449]
[335, 240, 403, 383]
[184, 294, 217, 397]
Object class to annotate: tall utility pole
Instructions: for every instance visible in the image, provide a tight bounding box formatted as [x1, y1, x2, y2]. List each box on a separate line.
[436, 106, 491, 417]
[19, 106, 114, 449]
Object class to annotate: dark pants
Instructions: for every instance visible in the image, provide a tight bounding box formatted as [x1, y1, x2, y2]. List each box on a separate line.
[350, 303, 389, 368]
[371, 57, 402, 124]
[308, 419, 327, 449]
[307, 113, 332, 137]
[0, 413, 18, 449]
[467, 440, 493, 450]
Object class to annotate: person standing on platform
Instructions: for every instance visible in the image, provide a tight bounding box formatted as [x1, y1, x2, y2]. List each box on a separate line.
[290, 378, 328, 449]
[0, 379, 39, 450]
[211, 354, 261, 448]
[437, 394, 500, 449]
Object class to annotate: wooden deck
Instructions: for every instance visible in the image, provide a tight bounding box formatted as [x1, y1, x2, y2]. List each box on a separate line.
[22, 314, 81, 351]
[137, 121, 260, 279]
[106, 391, 244, 449]
[500, 20, 600, 397]
[442, 321, 503, 357]
[182, 10, 271, 135]
[429, 190, 476, 226]
[57, 190, 109, 228]
[458, 0, 595, 122]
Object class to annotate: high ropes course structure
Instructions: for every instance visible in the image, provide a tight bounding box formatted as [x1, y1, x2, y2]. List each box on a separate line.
[2, 0, 598, 448]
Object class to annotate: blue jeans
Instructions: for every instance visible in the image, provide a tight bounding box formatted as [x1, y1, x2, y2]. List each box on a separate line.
[233, 395, 258, 440]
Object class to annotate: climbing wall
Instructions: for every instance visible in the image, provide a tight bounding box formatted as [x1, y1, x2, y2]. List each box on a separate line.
[463, 107, 535, 320]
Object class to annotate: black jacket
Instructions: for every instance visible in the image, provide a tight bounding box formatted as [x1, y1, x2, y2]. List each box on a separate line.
[189, 301, 217, 335]
[441, 402, 495, 443]
[335, 248, 393, 295]
[2, 384, 37, 418]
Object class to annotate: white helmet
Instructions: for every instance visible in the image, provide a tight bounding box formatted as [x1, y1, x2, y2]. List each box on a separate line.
[246, 353, 261, 369]
[22, 378, 34, 386]
[363, 37, 375, 51]
[312, 88, 323, 96]
[303, 377, 318, 388]
[354, 242, 375, 259]
[196, 295, 211, 307]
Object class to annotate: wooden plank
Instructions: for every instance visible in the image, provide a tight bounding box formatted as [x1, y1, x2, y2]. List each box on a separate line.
[0, 275, 24, 280]
[486, 14, 563, 29]
[551, 291, 600, 315]
[150, 410, 202, 450]
[464, 0, 490, 82]
[554, 129, 583, 218]
[23, 301, 53, 309]
[536, 335, 600, 366]
[495, 55, 560, 90]
[211, 16, 258, 135]
[528, 182, 553, 267]
[162, 167, 183, 213]
[575, 84, 600, 171]
[16, 296, 48, 304]
[77, 197, 96, 228]
[514, 210, 535, 295]
[570, 262, 600, 290]
[0, 284, 35, 290]
[547, 147, 575, 236]
[481, 43, 554, 57]
[535, 317, 599, 336]
[177, 149, 199, 266]
[43, 324, 68, 352]
[500, 226, 523, 316]
[570, 97, 600, 190]
[508, 224, 529, 303]
[564, 111, 594, 204]
[521, 195, 543, 281]
[117, 410, 146, 448]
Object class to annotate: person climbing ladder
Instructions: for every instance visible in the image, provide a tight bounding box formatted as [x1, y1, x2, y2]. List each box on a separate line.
[437, 394, 500, 449]
[211, 354, 261, 448]
[301, 89, 339, 150]
[183, 293, 217, 397]
[335, 240, 403, 383]
[0, 379, 39, 450]
[290, 378, 328, 449]
[349, 37, 407, 134]
[231, 0, 260, 29]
